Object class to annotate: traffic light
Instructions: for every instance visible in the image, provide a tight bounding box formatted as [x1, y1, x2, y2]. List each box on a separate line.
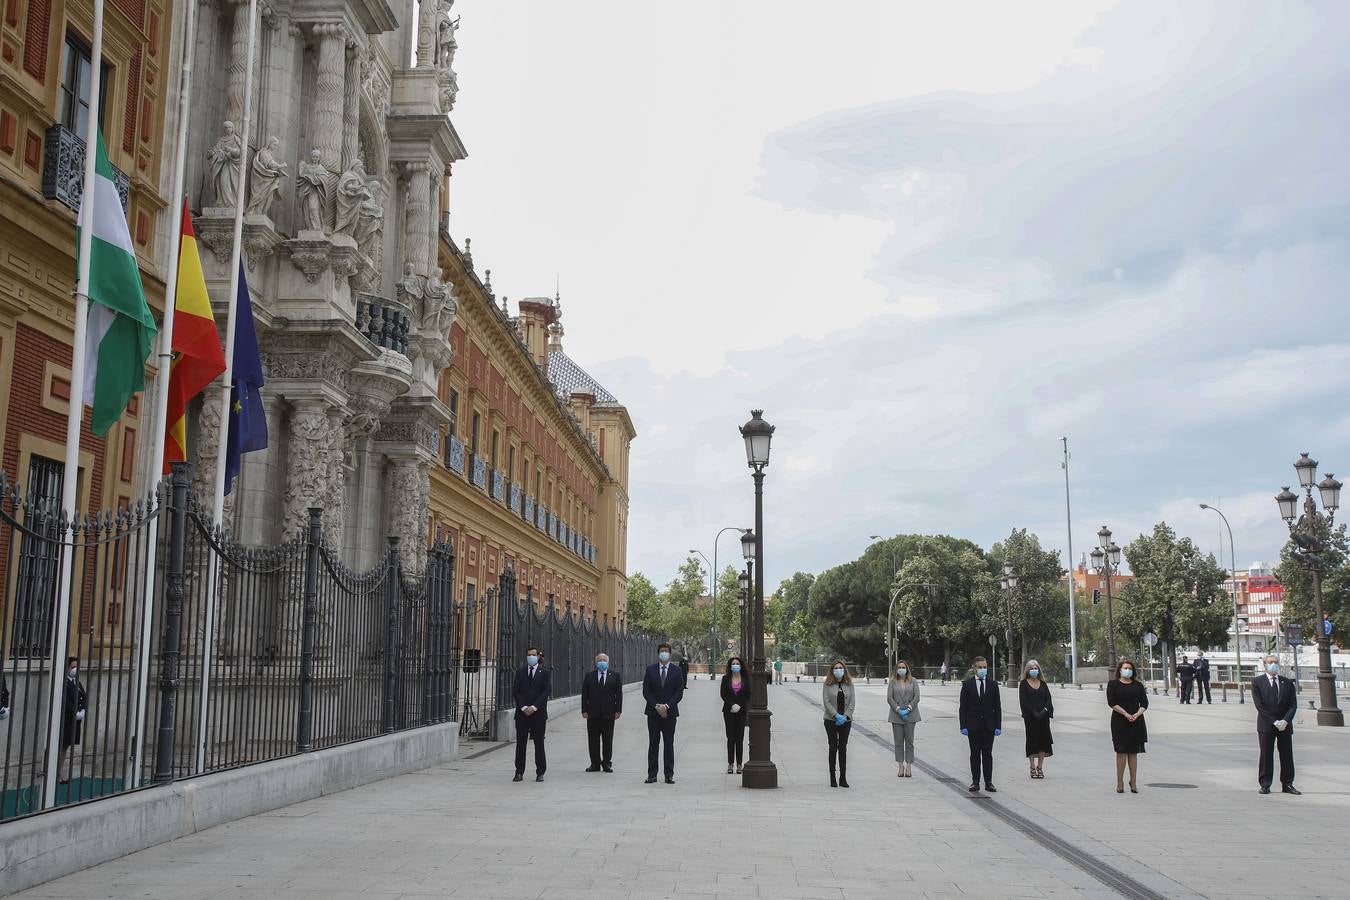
[1092, 588, 1101, 605]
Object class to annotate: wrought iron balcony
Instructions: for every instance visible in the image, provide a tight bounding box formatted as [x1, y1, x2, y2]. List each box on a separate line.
[490, 470, 505, 502]
[355, 294, 412, 357]
[523, 494, 535, 524]
[471, 455, 487, 490]
[546, 511, 555, 536]
[509, 484, 522, 515]
[41, 124, 130, 215]
[536, 504, 546, 531]
[444, 435, 465, 476]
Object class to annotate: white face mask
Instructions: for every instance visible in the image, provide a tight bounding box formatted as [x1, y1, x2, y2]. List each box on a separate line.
[832, 668, 845, 679]
[896, 668, 907, 677]
[1120, 669, 1134, 679]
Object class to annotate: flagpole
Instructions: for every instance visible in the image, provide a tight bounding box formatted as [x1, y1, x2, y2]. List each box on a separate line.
[44, 0, 107, 809]
[128, 0, 199, 789]
[1062, 436, 1079, 684]
[194, 0, 258, 774]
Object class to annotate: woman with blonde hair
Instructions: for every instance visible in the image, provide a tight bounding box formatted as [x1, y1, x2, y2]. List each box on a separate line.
[822, 660, 855, 788]
[1019, 659, 1054, 779]
[888, 658, 921, 777]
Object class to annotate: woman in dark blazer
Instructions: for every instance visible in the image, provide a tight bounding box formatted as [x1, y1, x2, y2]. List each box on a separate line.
[720, 656, 750, 773]
[1019, 659, 1053, 779]
[1107, 658, 1148, 793]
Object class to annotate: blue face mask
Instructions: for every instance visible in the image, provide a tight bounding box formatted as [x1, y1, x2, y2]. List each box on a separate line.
[896, 668, 907, 677]
[527, 655, 538, 667]
[596, 661, 608, 671]
[975, 668, 987, 679]
[730, 664, 741, 673]
[658, 651, 670, 663]
[1028, 669, 1039, 679]
[1267, 663, 1280, 674]
[832, 668, 845, 679]
[1120, 669, 1133, 679]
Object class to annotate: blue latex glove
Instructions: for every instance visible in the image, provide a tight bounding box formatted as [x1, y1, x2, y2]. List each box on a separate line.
[834, 713, 847, 726]
[994, 728, 1002, 737]
[898, 708, 910, 720]
[960, 728, 969, 736]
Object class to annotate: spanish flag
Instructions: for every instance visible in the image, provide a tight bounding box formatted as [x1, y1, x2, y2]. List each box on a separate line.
[163, 201, 226, 473]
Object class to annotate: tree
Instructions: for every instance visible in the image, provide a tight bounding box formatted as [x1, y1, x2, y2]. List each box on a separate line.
[655, 556, 709, 661]
[888, 538, 989, 672]
[626, 572, 660, 633]
[1116, 522, 1230, 685]
[980, 529, 1069, 677]
[1275, 521, 1349, 646]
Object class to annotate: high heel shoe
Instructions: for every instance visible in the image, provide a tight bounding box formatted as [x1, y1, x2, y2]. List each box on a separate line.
[1130, 783, 1138, 793]
[1116, 784, 1124, 793]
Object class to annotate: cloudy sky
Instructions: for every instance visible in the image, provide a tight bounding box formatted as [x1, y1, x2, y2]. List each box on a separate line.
[448, 1, 1350, 590]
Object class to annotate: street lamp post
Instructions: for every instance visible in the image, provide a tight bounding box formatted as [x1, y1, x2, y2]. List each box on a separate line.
[1276, 452, 1344, 727]
[1091, 526, 1123, 664]
[696, 527, 752, 672]
[1199, 503, 1244, 703]
[740, 530, 756, 661]
[1000, 560, 1018, 685]
[738, 566, 751, 660]
[690, 548, 713, 671]
[739, 409, 777, 788]
[887, 578, 935, 675]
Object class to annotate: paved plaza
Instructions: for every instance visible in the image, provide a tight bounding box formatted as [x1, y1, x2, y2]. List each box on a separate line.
[12, 676, 1350, 899]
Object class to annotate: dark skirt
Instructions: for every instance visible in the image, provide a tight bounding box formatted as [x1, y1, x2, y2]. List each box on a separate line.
[1110, 713, 1147, 754]
[1024, 716, 1053, 756]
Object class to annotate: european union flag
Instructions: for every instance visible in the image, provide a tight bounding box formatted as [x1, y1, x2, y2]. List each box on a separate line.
[223, 261, 267, 495]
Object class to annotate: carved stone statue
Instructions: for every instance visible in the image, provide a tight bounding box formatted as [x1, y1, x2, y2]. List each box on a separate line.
[354, 178, 384, 256]
[245, 136, 287, 217]
[206, 121, 243, 208]
[398, 262, 425, 302]
[334, 158, 370, 238]
[422, 267, 456, 333]
[436, 11, 459, 69]
[296, 148, 329, 233]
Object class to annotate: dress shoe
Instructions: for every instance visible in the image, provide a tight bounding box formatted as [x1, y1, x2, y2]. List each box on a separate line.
[1259, 786, 1271, 794]
[839, 777, 850, 788]
[644, 775, 658, 784]
[968, 782, 980, 792]
[664, 776, 675, 784]
[1282, 785, 1302, 795]
[602, 765, 613, 773]
[585, 765, 601, 772]
[535, 774, 545, 782]
[984, 783, 997, 792]
[512, 773, 523, 782]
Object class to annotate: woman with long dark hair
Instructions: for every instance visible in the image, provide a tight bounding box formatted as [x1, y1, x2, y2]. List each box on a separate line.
[1107, 658, 1148, 793]
[822, 660, 855, 788]
[720, 656, 749, 773]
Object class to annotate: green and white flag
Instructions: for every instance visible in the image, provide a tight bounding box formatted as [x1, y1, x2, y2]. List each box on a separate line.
[76, 131, 156, 436]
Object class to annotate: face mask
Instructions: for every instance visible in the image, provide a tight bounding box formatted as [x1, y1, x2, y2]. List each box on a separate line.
[658, 651, 670, 663]
[730, 664, 741, 673]
[596, 661, 608, 671]
[1028, 669, 1039, 679]
[1267, 663, 1280, 674]
[975, 668, 987, 679]
[832, 668, 845, 679]
[527, 655, 538, 667]
[896, 668, 907, 677]
[1120, 669, 1133, 679]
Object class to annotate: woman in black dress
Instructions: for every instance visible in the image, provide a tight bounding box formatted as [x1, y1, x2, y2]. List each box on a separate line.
[1019, 660, 1053, 779]
[1106, 658, 1148, 793]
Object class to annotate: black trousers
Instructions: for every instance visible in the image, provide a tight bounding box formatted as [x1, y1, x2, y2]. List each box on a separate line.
[647, 714, 677, 777]
[1196, 679, 1211, 703]
[1257, 729, 1295, 788]
[824, 719, 851, 774]
[515, 714, 547, 776]
[967, 728, 995, 784]
[723, 711, 746, 765]
[1180, 679, 1193, 703]
[587, 716, 615, 768]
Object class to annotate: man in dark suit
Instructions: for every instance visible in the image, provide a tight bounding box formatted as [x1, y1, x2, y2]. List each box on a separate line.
[580, 651, 622, 772]
[1193, 651, 1212, 704]
[1177, 655, 1195, 703]
[512, 646, 551, 782]
[1251, 653, 1300, 795]
[957, 656, 1001, 792]
[642, 642, 684, 784]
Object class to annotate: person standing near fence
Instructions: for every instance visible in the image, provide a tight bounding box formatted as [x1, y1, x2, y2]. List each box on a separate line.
[57, 656, 87, 784]
[941, 660, 950, 684]
[1019, 660, 1053, 780]
[958, 656, 1001, 793]
[720, 656, 749, 774]
[1177, 655, 1195, 704]
[0, 670, 9, 721]
[888, 659, 920, 778]
[581, 652, 622, 773]
[823, 661, 855, 788]
[512, 647, 551, 783]
[643, 643, 684, 784]
[1193, 650, 1212, 704]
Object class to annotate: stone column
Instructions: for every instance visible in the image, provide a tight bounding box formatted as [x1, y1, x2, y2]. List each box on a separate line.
[427, 169, 442, 274]
[385, 461, 430, 573]
[226, 0, 255, 131]
[402, 161, 431, 277]
[284, 399, 345, 538]
[341, 39, 361, 171]
[312, 23, 347, 172]
[416, 0, 436, 69]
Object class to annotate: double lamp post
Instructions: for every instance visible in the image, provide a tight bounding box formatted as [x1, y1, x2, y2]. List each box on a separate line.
[739, 409, 777, 788]
[1090, 526, 1123, 665]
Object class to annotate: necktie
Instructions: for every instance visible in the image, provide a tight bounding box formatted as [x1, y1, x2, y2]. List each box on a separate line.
[600, 673, 605, 686]
[661, 666, 667, 684]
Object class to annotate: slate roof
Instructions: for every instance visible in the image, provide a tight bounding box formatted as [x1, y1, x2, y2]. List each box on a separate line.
[548, 350, 622, 408]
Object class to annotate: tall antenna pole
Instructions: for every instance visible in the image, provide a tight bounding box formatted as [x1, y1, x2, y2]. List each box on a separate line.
[1062, 437, 1078, 683]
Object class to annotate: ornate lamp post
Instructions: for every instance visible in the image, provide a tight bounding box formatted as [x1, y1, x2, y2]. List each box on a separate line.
[1000, 560, 1018, 685]
[1090, 526, 1123, 664]
[1276, 452, 1344, 727]
[738, 567, 751, 659]
[740, 529, 756, 660]
[739, 409, 777, 788]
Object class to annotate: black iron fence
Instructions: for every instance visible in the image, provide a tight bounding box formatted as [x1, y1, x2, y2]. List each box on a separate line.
[1, 463, 658, 822]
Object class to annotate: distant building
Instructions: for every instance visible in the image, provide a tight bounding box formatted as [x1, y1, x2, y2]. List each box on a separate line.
[1061, 559, 1136, 597]
[1223, 562, 1285, 635]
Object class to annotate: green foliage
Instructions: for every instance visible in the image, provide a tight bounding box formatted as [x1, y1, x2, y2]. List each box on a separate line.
[1275, 520, 1349, 643]
[1116, 522, 1231, 677]
[978, 529, 1070, 674]
[626, 572, 660, 633]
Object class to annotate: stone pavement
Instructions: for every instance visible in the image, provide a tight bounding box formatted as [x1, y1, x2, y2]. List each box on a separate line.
[12, 675, 1350, 899]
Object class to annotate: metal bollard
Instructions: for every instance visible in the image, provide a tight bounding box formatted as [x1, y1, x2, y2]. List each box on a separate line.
[1098, 683, 1104, 691]
[1222, 682, 1228, 702]
[1077, 683, 1083, 690]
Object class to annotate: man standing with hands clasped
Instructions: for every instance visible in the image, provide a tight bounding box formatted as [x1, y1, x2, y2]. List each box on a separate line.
[958, 656, 1002, 793]
[643, 643, 684, 784]
[512, 646, 551, 783]
[1193, 650, 1212, 704]
[581, 652, 622, 772]
[1252, 653, 1300, 795]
